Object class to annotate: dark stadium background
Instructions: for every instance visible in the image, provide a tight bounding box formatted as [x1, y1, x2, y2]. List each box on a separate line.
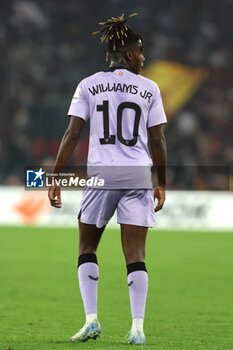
[0, 0, 232, 189]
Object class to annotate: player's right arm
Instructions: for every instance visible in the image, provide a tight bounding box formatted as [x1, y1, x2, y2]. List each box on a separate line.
[148, 123, 167, 212]
[48, 116, 85, 208]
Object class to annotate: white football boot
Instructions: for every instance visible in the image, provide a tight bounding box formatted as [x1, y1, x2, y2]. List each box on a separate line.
[125, 329, 146, 345]
[70, 319, 101, 342]
[125, 318, 146, 345]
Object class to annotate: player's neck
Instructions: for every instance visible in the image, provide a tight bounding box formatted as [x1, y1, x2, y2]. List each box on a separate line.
[109, 58, 129, 71]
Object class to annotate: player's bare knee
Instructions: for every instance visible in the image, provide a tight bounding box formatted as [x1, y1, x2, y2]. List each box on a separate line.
[79, 240, 97, 255]
[123, 250, 145, 265]
[79, 245, 97, 255]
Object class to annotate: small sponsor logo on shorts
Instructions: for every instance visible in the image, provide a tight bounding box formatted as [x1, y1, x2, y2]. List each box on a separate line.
[128, 281, 133, 287]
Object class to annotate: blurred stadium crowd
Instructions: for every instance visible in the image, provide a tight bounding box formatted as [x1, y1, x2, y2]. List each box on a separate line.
[0, 0, 232, 189]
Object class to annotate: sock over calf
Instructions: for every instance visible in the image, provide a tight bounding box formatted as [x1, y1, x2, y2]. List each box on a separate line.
[78, 253, 99, 316]
[127, 262, 148, 321]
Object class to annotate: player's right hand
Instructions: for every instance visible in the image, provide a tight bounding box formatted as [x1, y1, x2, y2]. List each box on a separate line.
[48, 185, 62, 208]
[154, 186, 166, 212]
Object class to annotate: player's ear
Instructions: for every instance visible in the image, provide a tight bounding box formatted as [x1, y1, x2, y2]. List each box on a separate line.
[125, 49, 133, 61]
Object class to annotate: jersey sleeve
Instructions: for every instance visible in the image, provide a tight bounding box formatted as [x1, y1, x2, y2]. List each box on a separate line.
[67, 79, 89, 121]
[147, 83, 167, 127]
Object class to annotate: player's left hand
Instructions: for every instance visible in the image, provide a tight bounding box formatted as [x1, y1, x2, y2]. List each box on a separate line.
[154, 186, 166, 212]
[48, 185, 62, 208]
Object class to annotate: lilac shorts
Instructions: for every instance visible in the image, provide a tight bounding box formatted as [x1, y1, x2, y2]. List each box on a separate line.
[79, 189, 155, 228]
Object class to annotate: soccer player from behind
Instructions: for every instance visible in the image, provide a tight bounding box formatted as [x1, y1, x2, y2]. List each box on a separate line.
[48, 13, 167, 345]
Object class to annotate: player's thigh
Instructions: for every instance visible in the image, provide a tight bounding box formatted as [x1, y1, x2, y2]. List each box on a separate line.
[78, 220, 105, 255]
[78, 188, 121, 255]
[121, 224, 148, 264]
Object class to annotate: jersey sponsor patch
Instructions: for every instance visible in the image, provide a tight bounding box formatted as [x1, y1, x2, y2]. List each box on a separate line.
[71, 85, 80, 103]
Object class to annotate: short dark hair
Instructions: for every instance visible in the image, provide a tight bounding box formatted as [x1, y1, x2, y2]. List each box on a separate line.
[93, 13, 143, 61]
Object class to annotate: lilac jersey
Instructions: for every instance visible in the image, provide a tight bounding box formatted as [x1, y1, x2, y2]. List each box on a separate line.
[68, 67, 167, 188]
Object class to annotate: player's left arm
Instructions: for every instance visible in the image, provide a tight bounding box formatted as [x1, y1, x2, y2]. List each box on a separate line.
[48, 116, 85, 208]
[148, 123, 167, 212]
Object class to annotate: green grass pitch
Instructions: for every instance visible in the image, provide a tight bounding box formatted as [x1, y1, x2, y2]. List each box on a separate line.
[0, 226, 233, 350]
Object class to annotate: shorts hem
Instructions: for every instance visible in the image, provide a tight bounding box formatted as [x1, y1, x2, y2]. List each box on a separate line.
[117, 219, 155, 228]
[79, 217, 107, 229]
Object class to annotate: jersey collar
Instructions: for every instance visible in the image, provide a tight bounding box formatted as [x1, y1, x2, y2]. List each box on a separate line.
[105, 66, 132, 73]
